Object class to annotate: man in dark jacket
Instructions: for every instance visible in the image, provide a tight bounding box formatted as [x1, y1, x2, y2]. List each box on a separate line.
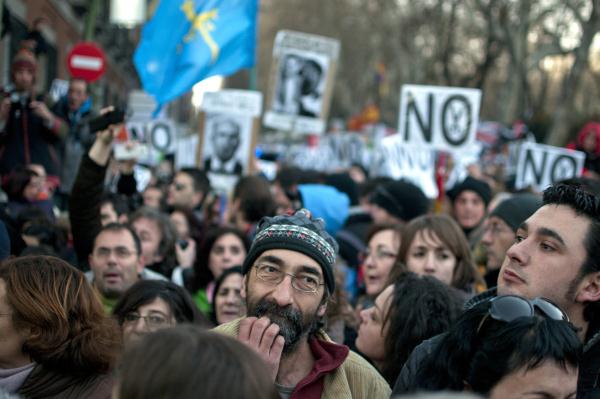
[51, 78, 94, 209]
[393, 183, 600, 399]
[0, 48, 65, 177]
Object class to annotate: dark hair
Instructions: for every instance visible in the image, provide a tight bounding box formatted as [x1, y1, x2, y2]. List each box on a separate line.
[191, 226, 249, 292]
[232, 176, 277, 223]
[95, 223, 142, 257]
[117, 326, 279, 399]
[99, 192, 130, 217]
[413, 300, 581, 395]
[365, 223, 402, 247]
[210, 265, 243, 324]
[179, 167, 210, 195]
[129, 207, 177, 272]
[0, 256, 120, 375]
[542, 183, 600, 330]
[169, 206, 204, 241]
[392, 215, 483, 292]
[2, 165, 36, 201]
[379, 272, 463, 384]
[113, 280, 208, 327]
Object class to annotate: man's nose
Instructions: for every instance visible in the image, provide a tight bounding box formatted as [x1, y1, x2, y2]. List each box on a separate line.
[271, 275, 294, 307]
[505, 238, 529, 266]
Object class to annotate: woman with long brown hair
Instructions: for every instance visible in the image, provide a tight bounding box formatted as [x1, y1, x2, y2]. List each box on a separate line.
[0, 256, 120, 398]
[391, 215, 485, 298]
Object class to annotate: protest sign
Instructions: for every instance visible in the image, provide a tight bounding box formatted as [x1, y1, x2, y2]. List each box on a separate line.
[198, 90, 262, 192]
[264, 30, 340, 135]
[398, 85, 481, 152]
[371, 134, 438, 198]
[515, 142, 585, 191]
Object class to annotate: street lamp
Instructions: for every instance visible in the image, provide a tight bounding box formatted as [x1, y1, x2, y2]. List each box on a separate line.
[110, 0, 147, 28]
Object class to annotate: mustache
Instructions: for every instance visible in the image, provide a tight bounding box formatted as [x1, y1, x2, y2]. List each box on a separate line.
[252, 299, 304, 353]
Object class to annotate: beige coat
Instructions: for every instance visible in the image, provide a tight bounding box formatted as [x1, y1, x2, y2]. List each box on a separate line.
[215, 318, 391, 399]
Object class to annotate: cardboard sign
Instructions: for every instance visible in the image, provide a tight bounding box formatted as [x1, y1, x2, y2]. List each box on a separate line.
[515, 142, 585, 191]
[264, 30, 340, 135]
[371, 134, 438, 199]
[197, 90, 262, 192]
[398, 85, 481, 152]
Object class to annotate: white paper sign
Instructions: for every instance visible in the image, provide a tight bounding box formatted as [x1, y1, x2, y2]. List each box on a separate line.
[264, 30, 340, 135]
[371, 134, 438, 199]
[398, 85, 481, 152]
[201, 90, 263, 117]
[515, 142, 585, 191]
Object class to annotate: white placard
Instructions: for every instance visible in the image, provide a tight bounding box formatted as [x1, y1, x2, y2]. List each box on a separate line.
[201, 113, 253, 176]
[49, 79, 69, 103]
[201, 90, 263, 117]
[515, 142, 585, 192]
[398, 85, 481, 152]
[371, 134, 438, 199]
[264, 30, 340, 135]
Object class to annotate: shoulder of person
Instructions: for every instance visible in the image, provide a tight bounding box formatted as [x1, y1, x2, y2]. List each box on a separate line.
[213, 317, 242, 336]
[325, 350, 391, 399]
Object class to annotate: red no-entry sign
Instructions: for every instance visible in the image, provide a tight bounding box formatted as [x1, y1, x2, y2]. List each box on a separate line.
[67, 42, 106, 82]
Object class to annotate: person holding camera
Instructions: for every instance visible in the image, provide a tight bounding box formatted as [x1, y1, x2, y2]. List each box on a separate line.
[0, 48, 64, 178]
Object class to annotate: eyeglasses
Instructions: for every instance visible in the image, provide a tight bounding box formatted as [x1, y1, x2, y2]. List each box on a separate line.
[477, 295, 569, 334]
[94, 247, 137, 259]
[483, 221, 512, 236]
[255, 264, 324, 294]
[359, 248, 397, 263]
[123, 313, 172, 329]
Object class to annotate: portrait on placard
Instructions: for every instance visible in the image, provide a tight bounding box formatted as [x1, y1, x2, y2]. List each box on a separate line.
[202, 113, 252, 175]
[271, 51, 328, 118]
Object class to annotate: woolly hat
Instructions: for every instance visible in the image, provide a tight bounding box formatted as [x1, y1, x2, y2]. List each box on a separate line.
[369, 180, 429, 222]
[11, 48, 37, 73]
[490, 194, 542, 232]
[447, 176, 492, 206]
[242, 209, 338, 293]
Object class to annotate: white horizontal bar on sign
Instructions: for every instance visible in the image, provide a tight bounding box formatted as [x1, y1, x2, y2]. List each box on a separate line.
[71, 55, 103, 71]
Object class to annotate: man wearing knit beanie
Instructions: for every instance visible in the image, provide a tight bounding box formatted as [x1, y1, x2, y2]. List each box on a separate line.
[0, 47, 64, 177]
[480, 193, 542, 287]
[368, 179, 430, 224]
[447, 176, 492, 238]
[215, 209, 390, 398]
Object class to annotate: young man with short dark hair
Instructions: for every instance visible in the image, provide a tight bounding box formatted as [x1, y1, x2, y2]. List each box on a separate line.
[393, 183, 600, 398]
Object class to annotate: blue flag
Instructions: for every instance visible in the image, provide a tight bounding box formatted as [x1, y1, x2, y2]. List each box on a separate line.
[134, 0, 258, 106]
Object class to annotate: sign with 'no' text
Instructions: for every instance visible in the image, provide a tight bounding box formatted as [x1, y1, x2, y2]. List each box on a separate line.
[398, 85, 481, 152]
[515, 142, 585, 192]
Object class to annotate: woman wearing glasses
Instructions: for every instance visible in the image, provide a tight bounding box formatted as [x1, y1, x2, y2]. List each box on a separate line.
[112, 280, 208, 346]
[360, 224, 402, 299]
[355, 272, 462, 385]
[411, 295, 580, 398]
[391, 214, 485, 298]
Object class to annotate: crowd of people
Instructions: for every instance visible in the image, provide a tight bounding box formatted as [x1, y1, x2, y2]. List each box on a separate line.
[0, 46, 599, 399]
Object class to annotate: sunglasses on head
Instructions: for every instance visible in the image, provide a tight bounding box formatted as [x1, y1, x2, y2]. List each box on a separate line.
[477, 295, 569, 334]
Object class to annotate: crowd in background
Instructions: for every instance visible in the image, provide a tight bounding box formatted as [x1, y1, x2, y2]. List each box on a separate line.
[0, 40, 599, 399]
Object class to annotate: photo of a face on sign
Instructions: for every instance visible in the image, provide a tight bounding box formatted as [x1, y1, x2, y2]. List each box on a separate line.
[271, 51, 328, 118]
[202, 113, 252, 176]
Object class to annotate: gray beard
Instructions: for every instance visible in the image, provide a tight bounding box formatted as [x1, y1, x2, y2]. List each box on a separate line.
[251, 298, 319, 355]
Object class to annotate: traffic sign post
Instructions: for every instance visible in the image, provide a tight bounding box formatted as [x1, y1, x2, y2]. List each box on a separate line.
[67, 42, 106, 82]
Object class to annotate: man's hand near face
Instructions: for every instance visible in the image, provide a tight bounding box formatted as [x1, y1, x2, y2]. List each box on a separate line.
[238, 316, 285, 382]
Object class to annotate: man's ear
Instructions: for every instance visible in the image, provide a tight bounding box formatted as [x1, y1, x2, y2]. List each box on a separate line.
[575, 271, 600, 303]
[136, 255, 146, 274]
[241, 274, 248, 299]
[317, 302, 328, 317]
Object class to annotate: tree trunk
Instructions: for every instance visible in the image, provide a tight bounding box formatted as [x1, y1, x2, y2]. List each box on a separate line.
[546, 0, 600, 146]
